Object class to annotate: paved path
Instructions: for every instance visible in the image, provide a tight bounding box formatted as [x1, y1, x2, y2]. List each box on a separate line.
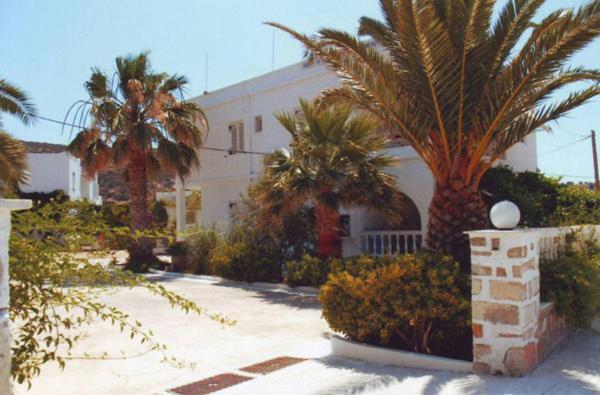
[14, 272, 600, 395]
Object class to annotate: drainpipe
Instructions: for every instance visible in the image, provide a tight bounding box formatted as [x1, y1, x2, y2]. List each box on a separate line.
[0, 199, 32, 394]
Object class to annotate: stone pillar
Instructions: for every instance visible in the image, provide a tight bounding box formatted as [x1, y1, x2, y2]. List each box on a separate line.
[175, 177, 186, 240]
[0, 199, 32, 394]
[467, 229, 541, 377]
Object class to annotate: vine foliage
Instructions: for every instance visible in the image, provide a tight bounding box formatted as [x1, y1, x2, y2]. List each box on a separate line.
[9, 200, 232, 386]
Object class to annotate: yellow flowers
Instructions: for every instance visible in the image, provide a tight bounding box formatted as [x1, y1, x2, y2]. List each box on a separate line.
[319, 252, 471, 357]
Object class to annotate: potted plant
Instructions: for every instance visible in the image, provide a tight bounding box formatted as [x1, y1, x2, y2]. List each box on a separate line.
[166, 241, 188, 272]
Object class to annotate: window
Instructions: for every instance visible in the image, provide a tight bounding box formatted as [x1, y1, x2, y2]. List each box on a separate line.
[229, 122, 244, 152]
[254, 115, 263, 132]
[340, 215, 351, 238]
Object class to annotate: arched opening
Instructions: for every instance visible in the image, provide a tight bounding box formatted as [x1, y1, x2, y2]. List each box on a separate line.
[360, 192, 423, 256]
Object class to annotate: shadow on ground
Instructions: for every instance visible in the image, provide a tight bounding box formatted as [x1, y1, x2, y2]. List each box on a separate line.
[147, 272, 322, 310]
[305, 329, 600, 395]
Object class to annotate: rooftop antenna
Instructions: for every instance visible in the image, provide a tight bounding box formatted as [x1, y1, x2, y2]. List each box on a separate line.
[204, 53, 209, 93]
[271, 29, 276, 71]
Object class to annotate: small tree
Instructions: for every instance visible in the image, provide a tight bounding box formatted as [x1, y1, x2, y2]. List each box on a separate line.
[68, 53, 207, 271]
[256, 99, 402, 258]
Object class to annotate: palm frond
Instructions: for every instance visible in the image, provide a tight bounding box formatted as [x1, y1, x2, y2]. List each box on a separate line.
[0, 79, 37, 126]
[270, 0, 600, 187]
[0, 130, 28, 191]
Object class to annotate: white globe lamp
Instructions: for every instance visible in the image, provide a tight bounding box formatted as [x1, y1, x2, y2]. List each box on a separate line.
[490, 200, 520, 230]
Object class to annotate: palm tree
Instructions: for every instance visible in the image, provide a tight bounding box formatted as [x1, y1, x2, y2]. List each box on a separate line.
[0, 79, 37, 193]
[68, 53, 207, 270]
[267, 0, 600, 265]
[256, 99, 402, 258]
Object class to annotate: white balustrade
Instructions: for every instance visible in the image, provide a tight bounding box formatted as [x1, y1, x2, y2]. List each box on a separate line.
[361, 230, 423, 256]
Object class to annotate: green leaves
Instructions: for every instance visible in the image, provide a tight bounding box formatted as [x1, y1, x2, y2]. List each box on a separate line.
[68, 53, 208, 181]
[9, 200, 233, 386]
[258, 99, 401, 222]
[0, 77, 36, 194]
[0, 130, 29, 191]
[0, 78, 37, 127]
[541, 233, 600, 328]
[269, 0, 600, 184]
[319, 252, 471, 358]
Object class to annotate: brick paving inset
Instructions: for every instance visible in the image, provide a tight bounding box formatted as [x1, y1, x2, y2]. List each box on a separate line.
[169, 373, 253, 395]
[240, 356, 306, 375]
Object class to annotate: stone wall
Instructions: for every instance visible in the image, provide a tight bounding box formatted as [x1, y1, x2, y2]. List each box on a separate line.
[536, 302, 567, 362]
[467, 228, 569, 377]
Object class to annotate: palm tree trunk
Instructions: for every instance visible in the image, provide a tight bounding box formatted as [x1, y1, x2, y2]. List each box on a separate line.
[315, 200, 342, 259]
[426, 180, 488, 270]
[126, 148, 153, 271]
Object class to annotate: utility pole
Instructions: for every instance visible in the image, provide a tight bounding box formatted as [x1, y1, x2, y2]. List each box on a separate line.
[592, 130, 599, 192]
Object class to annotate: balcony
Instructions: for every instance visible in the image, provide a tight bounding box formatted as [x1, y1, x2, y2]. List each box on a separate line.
[361, 230, 423, 256]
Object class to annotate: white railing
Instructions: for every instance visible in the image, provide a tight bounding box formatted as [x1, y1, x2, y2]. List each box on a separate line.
[361, 230, 423, 256]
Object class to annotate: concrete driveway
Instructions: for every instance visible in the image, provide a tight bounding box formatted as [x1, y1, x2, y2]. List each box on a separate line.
[14, 272, 330, 395]
[14, 272, 600, 395]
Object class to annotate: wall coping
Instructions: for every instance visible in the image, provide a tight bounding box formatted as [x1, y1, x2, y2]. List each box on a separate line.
[329, 334, 473, 373]
[0, 199, 32, 211]
[466, 225, 600, 237]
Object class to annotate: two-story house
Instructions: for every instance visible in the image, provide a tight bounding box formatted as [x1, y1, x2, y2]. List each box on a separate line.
[174, 61, 537, 256]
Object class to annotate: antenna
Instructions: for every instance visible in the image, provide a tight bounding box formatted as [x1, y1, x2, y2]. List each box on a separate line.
[271, 29, 276, 71]
[204, 53, 209, 92]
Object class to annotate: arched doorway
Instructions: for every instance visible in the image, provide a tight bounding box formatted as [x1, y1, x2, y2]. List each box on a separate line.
[360, 192, 423, 256]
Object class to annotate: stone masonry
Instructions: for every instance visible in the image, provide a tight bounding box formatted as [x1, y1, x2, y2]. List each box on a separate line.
[467, 229, 566, 377]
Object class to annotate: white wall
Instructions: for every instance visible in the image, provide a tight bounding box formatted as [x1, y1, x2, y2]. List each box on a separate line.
[21, 152, 101, 203]
[21, 153, 71, 195]
[186, 62, 339, 228]
[181, 60, 540, 252]
[499, 133, 538, 172]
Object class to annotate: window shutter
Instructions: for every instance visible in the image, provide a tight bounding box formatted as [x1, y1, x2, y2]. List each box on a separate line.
[230, 125, 237, 151]
[254, 115, 262, 132]
[238, 123, 244, 151]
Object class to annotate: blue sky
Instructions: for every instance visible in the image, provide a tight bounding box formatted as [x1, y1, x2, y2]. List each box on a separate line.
[1, 0, 598, 182]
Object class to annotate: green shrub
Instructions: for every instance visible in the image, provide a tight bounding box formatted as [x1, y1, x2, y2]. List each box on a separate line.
[166, 241, 186, 256]
[549, 185, 600, 226]
[320, 252, 471, 360]
[209, 240, 280, 282]
[285, 255, 331, 287]
[481, 167, 561, 227]
[102, 203, 130, 227]
[151, 200, 169, 228]
[540, 238, 600, 328]
[185, 228, 221, 274]
[481, 167, 600, 227]
[285, 254, 397, 287]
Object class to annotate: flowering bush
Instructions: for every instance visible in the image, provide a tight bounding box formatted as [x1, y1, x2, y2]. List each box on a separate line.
[320, 252, 471, 359]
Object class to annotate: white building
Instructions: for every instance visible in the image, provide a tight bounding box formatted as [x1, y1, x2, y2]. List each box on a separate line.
[175, 61, 538, 256]
[21, 150, 102, 204]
